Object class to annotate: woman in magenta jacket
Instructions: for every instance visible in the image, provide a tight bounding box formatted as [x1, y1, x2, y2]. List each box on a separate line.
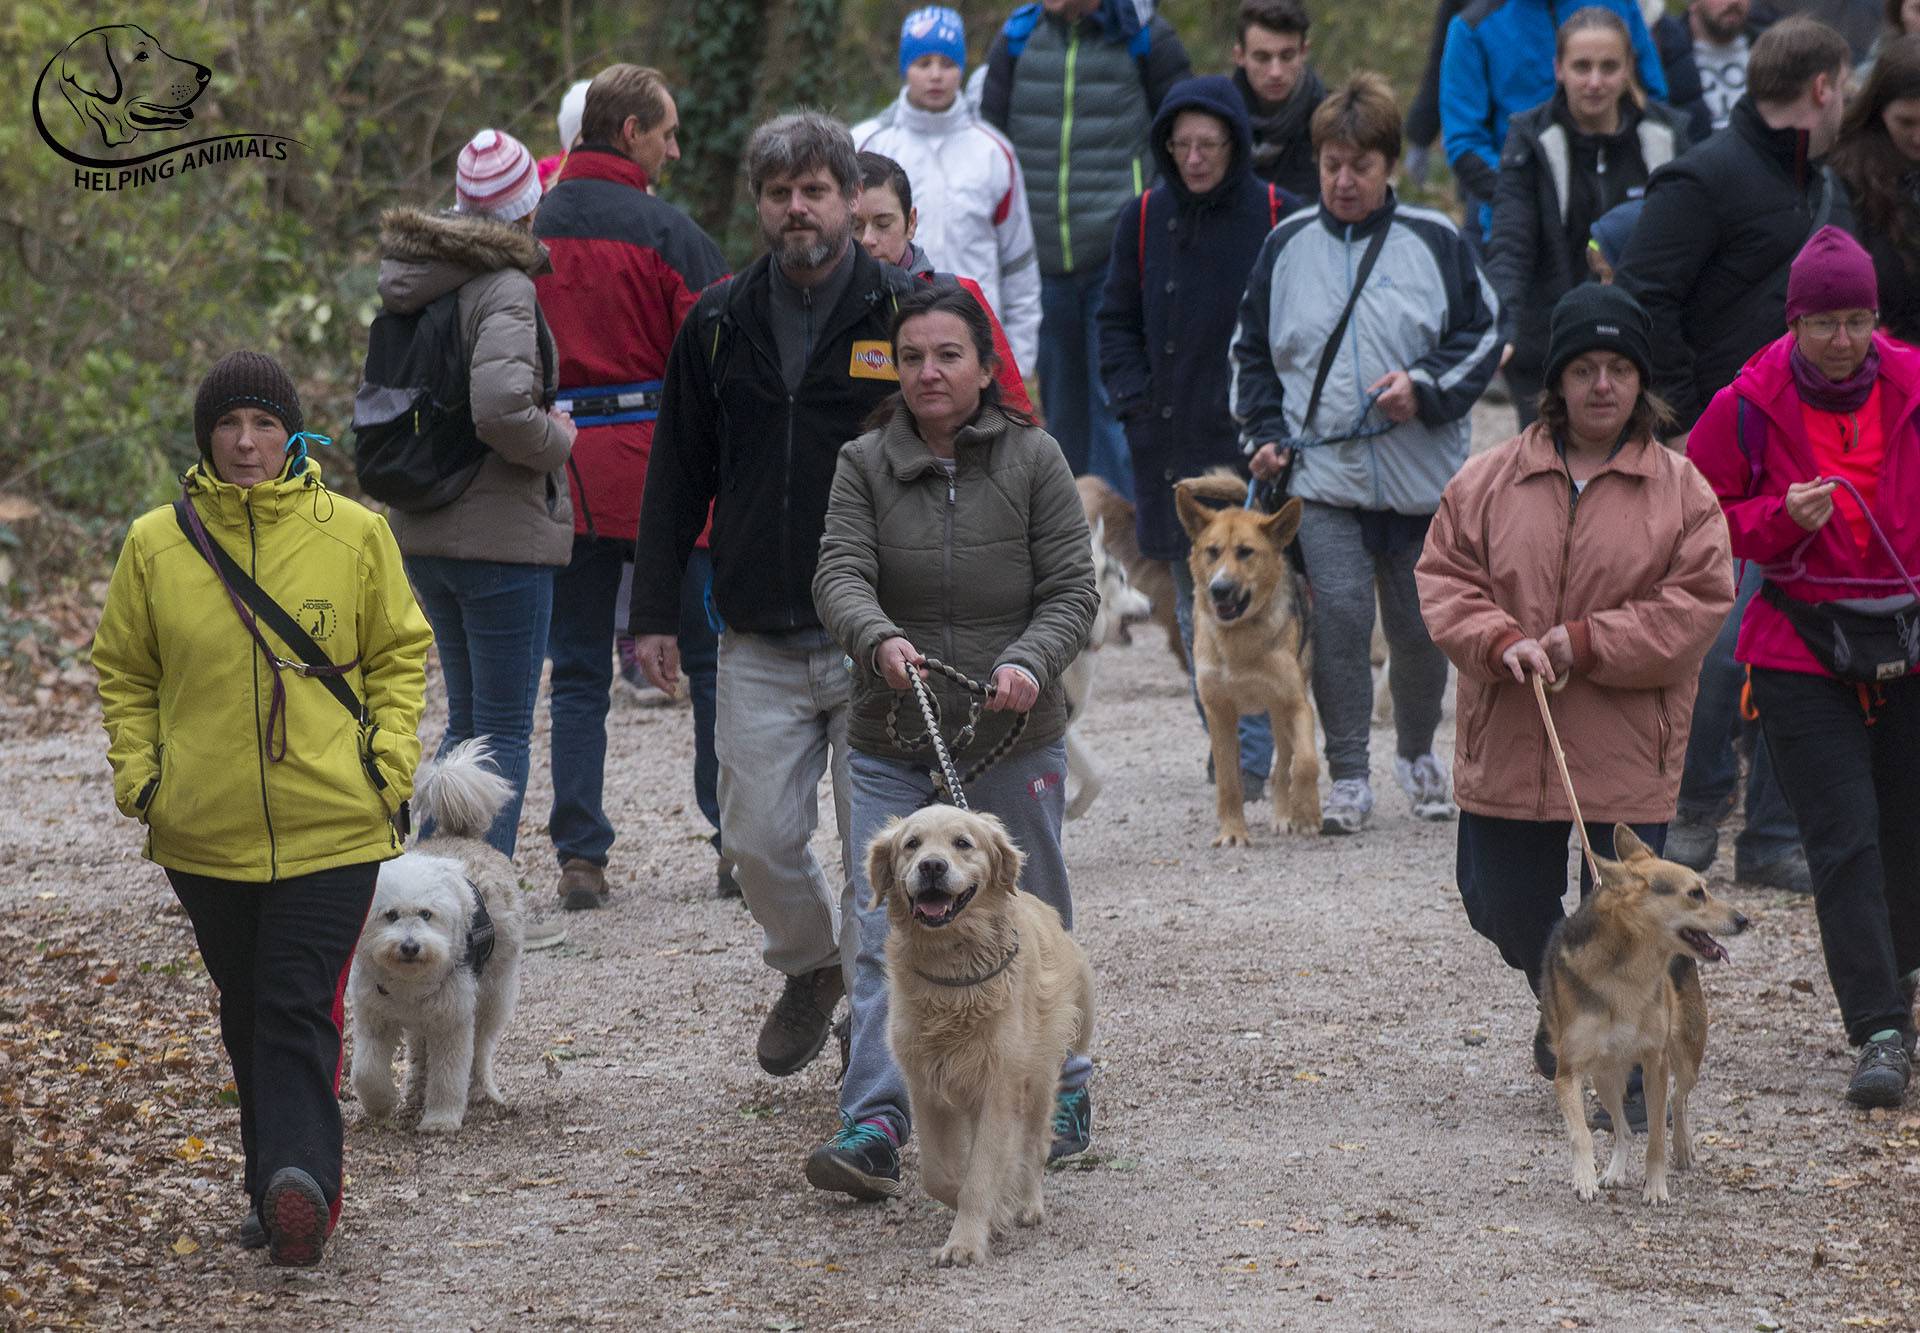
[1688, 227, 1920, 1111]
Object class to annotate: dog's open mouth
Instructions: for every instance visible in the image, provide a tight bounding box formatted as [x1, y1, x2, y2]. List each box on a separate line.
[129, 101, 194, 128]
[1210, 587, 1252, 623]
[911, 884, 977, 928]
[1679, 927, 1731, 964]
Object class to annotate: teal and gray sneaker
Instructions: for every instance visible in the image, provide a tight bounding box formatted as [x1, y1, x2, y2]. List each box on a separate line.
[1048, 1088, 1093, 1162]
[804, 1116, 903, 1201]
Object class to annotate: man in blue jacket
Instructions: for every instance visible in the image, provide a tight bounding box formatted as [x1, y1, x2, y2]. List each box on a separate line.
[1440, 0, 1667, 243]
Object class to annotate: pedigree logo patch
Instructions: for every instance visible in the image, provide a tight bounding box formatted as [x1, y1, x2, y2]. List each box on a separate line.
[848, 340, 898, 381]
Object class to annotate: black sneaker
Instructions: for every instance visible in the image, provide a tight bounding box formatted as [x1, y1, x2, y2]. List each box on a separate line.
[1847, 1036, 1912, 1108]
[235, 1207, 266, 1250]
[1532, 1020, 1557, 1081]
[1734, 848, 1813, 895]
[1588, 1067, 1648, 1135]
[804, 1117, 903, 1201]
[1663, 816, 1719, 873]
[1048, 1088, 1093, 1162]
[262, 1167, 329, 1267]
[757, 966, 845, 1076]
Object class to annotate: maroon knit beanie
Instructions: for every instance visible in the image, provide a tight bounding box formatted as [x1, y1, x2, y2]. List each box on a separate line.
[1785, 226, 1879, 323]
[193, 351, 304, 458]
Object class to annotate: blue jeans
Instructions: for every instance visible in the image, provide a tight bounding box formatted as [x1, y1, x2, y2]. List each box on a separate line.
[678, 549, 721, 836]
[840, 744, 1092, 1143]
[546, 535, 629, 867]
[1039, 267, 1133, 501]
[1675, 563, 1801, 866]
[405, 555, 554, 857]
[1170, 559, 1273, 781]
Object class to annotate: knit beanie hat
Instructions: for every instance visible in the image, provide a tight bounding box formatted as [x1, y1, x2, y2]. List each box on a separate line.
[1785, 225, 1878, 322]
[193, 351, 303, 458]
[900, 6, 967, 75]
[1544, 284, 1654, 388]
[555, 79, 591, 154]
[456, 129, 542, 222]
[1587, 198, 1643, 271]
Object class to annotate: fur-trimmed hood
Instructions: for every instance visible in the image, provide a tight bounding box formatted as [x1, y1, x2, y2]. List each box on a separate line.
[376, 206, 550, 314]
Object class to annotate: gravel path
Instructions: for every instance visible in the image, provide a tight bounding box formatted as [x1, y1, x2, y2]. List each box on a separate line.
[5, 408, 1918, 1330]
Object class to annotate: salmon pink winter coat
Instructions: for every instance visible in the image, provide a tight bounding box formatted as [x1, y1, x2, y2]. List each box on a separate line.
[1687, 331, 1920, 677]
[1417, 425, 1733, 823]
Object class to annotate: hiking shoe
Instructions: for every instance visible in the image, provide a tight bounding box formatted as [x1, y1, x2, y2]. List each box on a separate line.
[1663, 815, 1720, 873]
[557, 858, 607, 912]
[1532, 1019, 1556, 1081]
[1735, 847, 1812, 895]
[716, 859, 740, 899]
[757, 966, 845, 1076]
[1320, 779, 1374, 835]
[615, 635, 643, 690]
[1048, 1087, 1093, 1162]
[804, 1117, 903, 1201]
[235, 1207, 266, 1250]
[1394, 753, 1456, 821]
[522, 916, 569, 950]
[1242, 771, 1268, 805]
[1588, 1067, 1648, 1135]
[262, 1167, 328, 1267]
[1847, 1036, 1912, 1108]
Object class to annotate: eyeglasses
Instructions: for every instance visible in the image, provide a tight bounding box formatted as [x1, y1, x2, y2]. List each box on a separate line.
[1167, 136, 1230, 158]
[1799, 312, 1877, 340]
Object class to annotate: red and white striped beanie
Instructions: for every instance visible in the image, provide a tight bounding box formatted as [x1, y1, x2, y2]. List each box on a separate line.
[455, 129, 541, 222]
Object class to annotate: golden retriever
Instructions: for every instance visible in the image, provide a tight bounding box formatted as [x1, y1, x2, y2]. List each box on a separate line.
[866, 806, 1094, 1267]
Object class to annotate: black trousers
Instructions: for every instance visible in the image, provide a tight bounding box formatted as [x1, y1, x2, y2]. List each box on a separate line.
[1456, 812, 1668, 994]
[1750, 668, 1920, 1046]
[166, 862, 377, 1222]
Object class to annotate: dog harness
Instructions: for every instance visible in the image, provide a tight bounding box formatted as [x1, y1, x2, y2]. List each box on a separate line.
[464, 879, 496, 977]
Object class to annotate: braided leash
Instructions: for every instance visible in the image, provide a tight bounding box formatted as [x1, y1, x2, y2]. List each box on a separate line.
[1245, 388, 1393, 511]
[887, 657, 1027, 809]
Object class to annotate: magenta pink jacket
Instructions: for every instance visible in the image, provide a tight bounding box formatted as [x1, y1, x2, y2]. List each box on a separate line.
[1687, 331, 1920, 676]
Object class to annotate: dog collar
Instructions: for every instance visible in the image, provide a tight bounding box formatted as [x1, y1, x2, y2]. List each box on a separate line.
[910, 930, 1020, 988]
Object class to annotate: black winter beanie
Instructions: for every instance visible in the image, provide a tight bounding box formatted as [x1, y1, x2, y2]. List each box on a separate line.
[1544, 285, 1653, 390]
[193, 351, 303, 457]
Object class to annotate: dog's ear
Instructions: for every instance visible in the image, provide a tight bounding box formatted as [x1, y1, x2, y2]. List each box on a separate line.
[865, 818, 903, 911]
[980, 814, 1024, 896]
[1260, 496, 1303, 550]
[1611, 823, 1654, 864]
[1174, 482, 1211, 540]
[61, 29, 122, 101]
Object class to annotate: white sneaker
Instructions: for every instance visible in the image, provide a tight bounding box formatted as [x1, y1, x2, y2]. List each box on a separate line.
[1395, 753, 1456, 822]
[1321, 778, 1374, 835]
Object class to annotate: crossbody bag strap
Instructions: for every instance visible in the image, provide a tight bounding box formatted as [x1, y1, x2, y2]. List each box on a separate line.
[1302, 221, 1391, 435]
[172, 499, 366, 724]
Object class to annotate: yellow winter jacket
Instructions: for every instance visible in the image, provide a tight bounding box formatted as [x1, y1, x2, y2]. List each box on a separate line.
[92, 457, 432, 882]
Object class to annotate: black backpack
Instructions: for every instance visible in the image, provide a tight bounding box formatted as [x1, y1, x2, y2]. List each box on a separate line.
[351, 292, 550, 512]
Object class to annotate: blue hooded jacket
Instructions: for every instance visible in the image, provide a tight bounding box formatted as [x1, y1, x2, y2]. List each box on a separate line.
[1097, 75, 1300, 560]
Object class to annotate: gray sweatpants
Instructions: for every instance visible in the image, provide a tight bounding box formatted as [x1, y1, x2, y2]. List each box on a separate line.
[840, 742, 1093, 1143]
[1295, 500, 1449, 783]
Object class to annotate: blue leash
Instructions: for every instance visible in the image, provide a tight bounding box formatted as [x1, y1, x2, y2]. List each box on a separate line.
[1244, 389, 1392, 510]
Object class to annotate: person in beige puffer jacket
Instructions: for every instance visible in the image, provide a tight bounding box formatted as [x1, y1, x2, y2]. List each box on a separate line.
[807, 283, 1097, 1198]
[375, 128, 577, 857]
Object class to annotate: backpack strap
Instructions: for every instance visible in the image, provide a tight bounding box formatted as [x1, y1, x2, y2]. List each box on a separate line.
[1136, 189, 1153, 290]
[1269, 183, 1280, 229]
[1734, 396, 1763, 494]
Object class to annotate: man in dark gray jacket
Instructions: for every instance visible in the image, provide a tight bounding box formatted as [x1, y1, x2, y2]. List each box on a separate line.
[981, 0, 1190, 502]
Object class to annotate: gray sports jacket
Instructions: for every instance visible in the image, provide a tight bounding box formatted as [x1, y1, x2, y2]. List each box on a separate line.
[1229, 194, 1502, 515]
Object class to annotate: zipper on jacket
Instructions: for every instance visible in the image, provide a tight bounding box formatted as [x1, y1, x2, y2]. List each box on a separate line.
[1058, 26, 1079, 272]
[247, 502, 280, 879]
[1544, 467, 1582, 819]
[784, 396, 798, 627]
[942, 469, 958, 669]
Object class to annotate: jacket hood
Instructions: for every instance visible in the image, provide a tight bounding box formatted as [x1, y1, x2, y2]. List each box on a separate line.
[1150, 75, 1255, 206]
[377, 206, 550, 313]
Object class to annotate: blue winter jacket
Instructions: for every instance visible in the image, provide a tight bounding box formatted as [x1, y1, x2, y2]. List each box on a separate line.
[1097, 75, 1300, 561]
[1441, 0, 1667, 239]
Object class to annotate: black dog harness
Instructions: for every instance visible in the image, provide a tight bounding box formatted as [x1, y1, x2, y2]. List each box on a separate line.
[464, 879, 495, 976]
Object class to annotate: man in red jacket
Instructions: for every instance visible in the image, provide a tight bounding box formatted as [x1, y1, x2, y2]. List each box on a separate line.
[535, 64, 728, 909]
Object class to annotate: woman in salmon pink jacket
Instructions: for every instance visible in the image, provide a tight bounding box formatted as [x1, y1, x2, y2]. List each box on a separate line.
[1418, 285, 1732, 1090]
[1687, 227, 1920, 1112]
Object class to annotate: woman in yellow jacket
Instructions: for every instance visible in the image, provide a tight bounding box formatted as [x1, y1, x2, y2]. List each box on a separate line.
[92, 351, 431, 1267]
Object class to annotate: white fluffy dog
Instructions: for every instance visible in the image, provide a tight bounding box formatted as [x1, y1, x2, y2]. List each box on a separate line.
[350, 738, 525, 1134]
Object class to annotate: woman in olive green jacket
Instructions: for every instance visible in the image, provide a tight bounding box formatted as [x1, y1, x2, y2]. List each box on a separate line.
[806, 284, 1097, 1199]
[92, 351, 431, 1268]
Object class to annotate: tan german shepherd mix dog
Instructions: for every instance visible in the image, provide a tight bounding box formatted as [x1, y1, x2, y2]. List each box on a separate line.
[867, 807, 1095, 1267]
[1540, 825, 1749, 1205]
[1173, 473, 1319, 846]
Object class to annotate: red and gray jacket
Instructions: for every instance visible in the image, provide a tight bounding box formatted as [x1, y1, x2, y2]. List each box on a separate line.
[533, 147, 729, 543]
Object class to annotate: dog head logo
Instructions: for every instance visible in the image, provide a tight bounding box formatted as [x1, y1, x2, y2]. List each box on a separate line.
[53, 26, 210, 150]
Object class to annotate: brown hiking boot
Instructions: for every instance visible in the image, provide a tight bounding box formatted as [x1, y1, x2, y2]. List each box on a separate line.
[757, 966, 845, 1076]
[557, 858, 607, 912]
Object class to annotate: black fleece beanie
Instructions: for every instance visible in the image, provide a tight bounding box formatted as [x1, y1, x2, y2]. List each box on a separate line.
[193, 351, 304, 458]
[1543, 284, 1653, 390]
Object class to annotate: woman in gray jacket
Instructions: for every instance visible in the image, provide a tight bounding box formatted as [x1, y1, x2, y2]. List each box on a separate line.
[377, 128, 577, 856]
[809, 284, 1097, 1201]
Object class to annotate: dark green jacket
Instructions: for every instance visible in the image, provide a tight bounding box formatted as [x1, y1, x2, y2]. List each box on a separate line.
[813, 403, 1096, 763]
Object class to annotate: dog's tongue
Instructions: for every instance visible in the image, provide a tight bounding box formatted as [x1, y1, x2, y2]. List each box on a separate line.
[912, 893, 951, 923]
[1682, 928, 1730, 964]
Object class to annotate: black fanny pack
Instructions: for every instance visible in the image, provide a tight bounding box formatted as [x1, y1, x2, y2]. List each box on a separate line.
[1761, 580, 1920, 683]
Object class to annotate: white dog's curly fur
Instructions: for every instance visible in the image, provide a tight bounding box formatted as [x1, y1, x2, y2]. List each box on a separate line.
[350, 738, 525, 1134]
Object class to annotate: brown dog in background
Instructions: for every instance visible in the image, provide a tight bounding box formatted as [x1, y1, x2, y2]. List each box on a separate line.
[1174, 473, 1319, 846]
[1539, 825, 1749, 1205]
[1076, 476, 1184, 672]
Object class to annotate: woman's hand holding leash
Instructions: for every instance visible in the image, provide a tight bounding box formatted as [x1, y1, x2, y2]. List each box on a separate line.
[986, 666, 1039, 713]
[1368, 370, 1418, 424]
[876, 636, 926, 691]
[1502, 637, 1556, 685]
[1249, 443, 1293, 480]
[1540, 624, 1574, 681]
[1785, 478, 1838, 533]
